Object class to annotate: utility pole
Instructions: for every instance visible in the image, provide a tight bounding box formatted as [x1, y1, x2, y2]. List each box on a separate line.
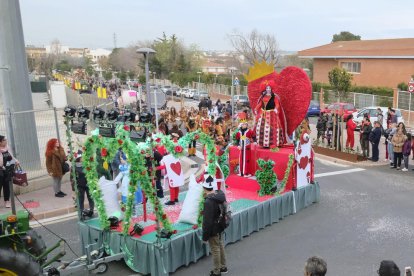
[0, 0, 40, 167]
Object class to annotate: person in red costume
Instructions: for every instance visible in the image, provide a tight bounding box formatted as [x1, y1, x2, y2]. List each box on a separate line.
[345, 114, 357, 150]
[236, 117, 255, 177]
[254, 80, 287, 148]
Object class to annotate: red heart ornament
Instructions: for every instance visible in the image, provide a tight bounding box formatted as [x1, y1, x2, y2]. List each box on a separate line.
[248, 67, 311, 136]
[275, 67, 312, 135]
[170, 162, 181, 175]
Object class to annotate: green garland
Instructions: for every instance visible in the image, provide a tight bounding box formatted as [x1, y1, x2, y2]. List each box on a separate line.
[81, 126, 218, 234]
[154, 130, 218, 176]
[82, 135, 110, 229]
[255, 159, 277, 196]
[64, 117, 81, 220]
[196, 192, 205, 226]
[275, 153, 295, 196]
[219, 146, 230, 178]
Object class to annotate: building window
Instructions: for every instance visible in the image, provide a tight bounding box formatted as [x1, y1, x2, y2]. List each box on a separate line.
[341, 62, 361, 73]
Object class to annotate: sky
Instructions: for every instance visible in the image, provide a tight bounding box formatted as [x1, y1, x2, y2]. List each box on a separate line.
[19, 0, 414, 52]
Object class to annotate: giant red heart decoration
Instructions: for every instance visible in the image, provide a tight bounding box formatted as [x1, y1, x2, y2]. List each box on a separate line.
[248, 67, 311, 136]
[275, 67, 312, 135]
[170, 162, 181, 175]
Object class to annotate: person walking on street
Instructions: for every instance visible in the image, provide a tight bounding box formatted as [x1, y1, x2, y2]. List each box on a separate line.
[369, 121, 382, 162]
[45, 138, 67, 197]
[391, 127, 407, 170]
[402, 133, 411, 172]
[0, 135, 19, 208]
[202, 177, 228, 276]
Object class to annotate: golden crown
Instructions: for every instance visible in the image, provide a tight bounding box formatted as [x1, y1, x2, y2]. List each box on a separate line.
[244, 61, 275, 82]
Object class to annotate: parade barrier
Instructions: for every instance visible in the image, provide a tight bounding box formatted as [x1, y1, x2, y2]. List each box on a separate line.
[78, 183, 319, 275]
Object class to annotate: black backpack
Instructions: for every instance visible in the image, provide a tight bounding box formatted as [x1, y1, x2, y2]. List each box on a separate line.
[216, 201, 232, 233]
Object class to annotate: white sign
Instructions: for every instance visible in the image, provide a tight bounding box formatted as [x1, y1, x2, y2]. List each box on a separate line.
[408, 81, 414, 93]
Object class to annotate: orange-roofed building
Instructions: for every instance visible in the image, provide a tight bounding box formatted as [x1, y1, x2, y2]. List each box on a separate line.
[298, 38, 414, 88]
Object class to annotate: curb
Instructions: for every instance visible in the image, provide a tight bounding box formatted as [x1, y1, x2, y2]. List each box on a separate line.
[314, 153, 389, 168]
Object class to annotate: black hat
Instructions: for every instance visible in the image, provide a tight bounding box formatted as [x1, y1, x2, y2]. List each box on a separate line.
[378, 260, 400, 276]
[74, 150, 83, 160]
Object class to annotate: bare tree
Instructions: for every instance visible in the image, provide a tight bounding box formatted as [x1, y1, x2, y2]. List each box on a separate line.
[227, 29, 280, 65]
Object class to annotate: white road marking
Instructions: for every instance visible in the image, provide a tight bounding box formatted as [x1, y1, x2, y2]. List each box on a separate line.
[315, 157, 350, 168]
[30, 212, 78, 228]
[315, 168, 365, 178]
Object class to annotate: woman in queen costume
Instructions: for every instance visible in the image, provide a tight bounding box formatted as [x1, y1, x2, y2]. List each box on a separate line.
[254, 80, 288, 148]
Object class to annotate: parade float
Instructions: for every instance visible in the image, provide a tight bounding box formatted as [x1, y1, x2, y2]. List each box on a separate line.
[72, 62, 319, 275]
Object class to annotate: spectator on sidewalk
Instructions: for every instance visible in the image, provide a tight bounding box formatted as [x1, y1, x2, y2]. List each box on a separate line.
[346, 114, 357, 151]
[316, 114, 327, 144]
[387, 123, 397, 166]
[391, 126, 407, 170]
[377, 108, 384, 125]
[402, 133, 411, 172]
[70, 150, 94, 217]
[361, 117, 372, 157]
[377, 260, 400, 276]
[304, 256, 327, 276]
[0, 135, 19, 208]
[369, 121, 382, 162]
[45, 138, 67, 198]
[202, 177, 228, 276]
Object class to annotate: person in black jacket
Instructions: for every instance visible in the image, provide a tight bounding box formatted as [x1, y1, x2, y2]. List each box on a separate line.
[202, 176, 228, 276]
[360, 117, 372, 157]
[71, 150, 94, 216]
[369, 121, 382, 162]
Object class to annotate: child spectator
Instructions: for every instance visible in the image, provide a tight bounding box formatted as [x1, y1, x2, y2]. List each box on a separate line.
[402, 133, 412, 172]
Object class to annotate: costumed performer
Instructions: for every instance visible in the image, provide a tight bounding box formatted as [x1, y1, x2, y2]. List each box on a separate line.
[160, 133, 185, 205]
[186, 113, 198, 157]
[254, 80, 288, 148]
[235, 113, 255, 177]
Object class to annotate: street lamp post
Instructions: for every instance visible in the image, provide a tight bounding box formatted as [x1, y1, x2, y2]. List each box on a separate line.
[197, 71, 201, 92]
[153, 71, 159, 132]
[136, 47, 156, 111]
[229, 67, 237, 125]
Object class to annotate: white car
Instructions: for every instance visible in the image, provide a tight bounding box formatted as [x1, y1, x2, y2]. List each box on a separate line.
[186, 89, 196, 99]
[352, 106, 404, 128]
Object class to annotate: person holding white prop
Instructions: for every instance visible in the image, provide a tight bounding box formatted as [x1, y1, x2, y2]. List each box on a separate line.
[160, 153, 184, 205]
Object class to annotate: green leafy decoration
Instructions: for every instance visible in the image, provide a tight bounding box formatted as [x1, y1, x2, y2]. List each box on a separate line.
[275, 154, 295, 196]
[255, 159, 278, 196]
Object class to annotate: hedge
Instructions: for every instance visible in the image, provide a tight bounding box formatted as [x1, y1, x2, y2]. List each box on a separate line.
[312, 82, 393, 97]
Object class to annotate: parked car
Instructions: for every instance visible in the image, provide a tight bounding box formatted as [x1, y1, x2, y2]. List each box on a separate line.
[193, 91, 209, 101]
[161, 85, 171, 93]
[307, 100, 321, 117]
[233, 95, 250, 108]
[186, 89, 197, 99]
[321, 102, 357, 119]
[352, 106, 404, 129]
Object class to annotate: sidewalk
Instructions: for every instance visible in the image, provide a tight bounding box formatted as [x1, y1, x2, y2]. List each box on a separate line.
[0, 156, 204, 222]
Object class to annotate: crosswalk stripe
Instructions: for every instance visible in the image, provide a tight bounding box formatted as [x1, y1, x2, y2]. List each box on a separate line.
[314, 168, 365, 178]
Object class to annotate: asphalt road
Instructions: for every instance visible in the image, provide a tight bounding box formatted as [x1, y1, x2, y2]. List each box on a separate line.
[34, 159, 414, 276]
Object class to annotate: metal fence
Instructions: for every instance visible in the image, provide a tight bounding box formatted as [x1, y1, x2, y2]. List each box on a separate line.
[0, 108, 65, 180]
[65, 89, 114, 110]
[396, 91, 414, 127]
[317, 90, 393, 109]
